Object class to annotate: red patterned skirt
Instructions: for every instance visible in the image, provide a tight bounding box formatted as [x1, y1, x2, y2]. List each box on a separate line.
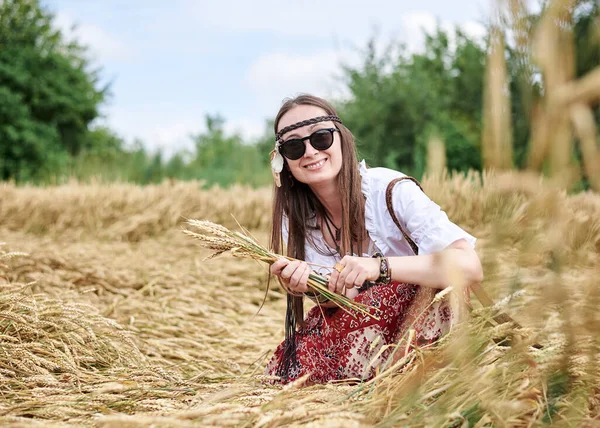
[265, 281, 454, 385]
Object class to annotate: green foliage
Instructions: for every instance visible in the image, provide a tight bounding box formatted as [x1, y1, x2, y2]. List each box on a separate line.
[188, 115, 271, 188]
[254, 119, 276, 164]
[339, 28, 485, 178]
[339, 3, 598, 181]
[81, 126, 124, 157]
[1, 0, 598, 188]
[0, 0, 106, 182]
[63, 117, 272, 187]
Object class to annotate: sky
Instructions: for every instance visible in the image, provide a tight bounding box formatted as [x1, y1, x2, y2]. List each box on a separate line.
[43, 0, 493, 156]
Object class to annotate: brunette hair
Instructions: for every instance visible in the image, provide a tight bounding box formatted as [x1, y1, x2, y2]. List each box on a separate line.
[270, 94, 367, 330]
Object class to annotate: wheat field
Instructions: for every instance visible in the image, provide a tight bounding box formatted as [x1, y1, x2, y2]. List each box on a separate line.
[0, 169, 598, 427]
[1, 1, 599, 424]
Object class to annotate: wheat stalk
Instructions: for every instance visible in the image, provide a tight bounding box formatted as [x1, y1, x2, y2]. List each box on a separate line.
[182, 219, 379, 320]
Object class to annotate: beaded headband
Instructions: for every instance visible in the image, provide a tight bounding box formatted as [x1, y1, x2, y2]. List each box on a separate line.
[275, 115, 342, 142]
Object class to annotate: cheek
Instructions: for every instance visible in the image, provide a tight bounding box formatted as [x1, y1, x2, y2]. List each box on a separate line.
[330, 143, 343, 168]
[287, 161, 302, 177]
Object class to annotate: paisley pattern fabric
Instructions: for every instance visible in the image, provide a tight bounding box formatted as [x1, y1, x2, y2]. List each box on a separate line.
[265, 281, 456, 385]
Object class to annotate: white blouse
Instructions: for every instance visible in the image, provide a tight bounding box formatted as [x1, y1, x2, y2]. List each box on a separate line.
[282, 160, 477, 276]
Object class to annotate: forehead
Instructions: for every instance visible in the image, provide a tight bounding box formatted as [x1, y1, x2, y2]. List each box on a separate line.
[277, 104, 330, 139]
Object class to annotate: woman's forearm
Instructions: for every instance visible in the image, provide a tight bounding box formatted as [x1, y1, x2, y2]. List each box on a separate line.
[388, 241, 483, 290]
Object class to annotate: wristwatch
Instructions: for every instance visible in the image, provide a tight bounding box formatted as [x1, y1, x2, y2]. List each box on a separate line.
[374, 252, 391, 285]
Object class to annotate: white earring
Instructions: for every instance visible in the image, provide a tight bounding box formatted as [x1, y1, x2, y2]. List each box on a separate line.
[270, 148, 284, 188]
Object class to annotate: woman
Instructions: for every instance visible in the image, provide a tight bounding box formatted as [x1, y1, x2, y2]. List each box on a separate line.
[266, 94, 483, 385]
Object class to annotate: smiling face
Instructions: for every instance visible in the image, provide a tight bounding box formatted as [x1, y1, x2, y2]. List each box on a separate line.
[276, 104, 343, 188]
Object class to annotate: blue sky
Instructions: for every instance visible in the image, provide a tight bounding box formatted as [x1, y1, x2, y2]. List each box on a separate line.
[43, 0, 492, 156]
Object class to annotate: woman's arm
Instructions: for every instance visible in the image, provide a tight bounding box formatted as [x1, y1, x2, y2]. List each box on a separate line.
[387, 238, 483, 289]
[328, 238, 483, 293]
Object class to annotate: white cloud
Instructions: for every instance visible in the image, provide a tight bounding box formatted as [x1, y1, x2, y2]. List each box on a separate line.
[244, 10, 487, 116]
[54, 11, 132, 62]
[183, 0, 373, 39]
[244, 48, 360, 120]
[101, 104, 202, 157]
[401, 11, 439, 53]
[246, 51, 345, 96]
[52, 0, 491, 156]
[102, 106, 270, 156]
[401, 11, 487, 53]
[183, 0, 488, 43]
[224, 118, 268, 143]
[463, 21, 487, 41]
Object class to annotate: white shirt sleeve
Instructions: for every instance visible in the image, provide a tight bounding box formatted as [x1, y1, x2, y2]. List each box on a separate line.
[391, 179, 477, 255]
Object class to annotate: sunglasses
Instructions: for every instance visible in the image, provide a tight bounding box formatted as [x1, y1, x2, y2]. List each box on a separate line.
[278, 128, 340, 160]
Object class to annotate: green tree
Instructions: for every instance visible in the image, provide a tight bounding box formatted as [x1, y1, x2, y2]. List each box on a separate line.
[0, 0, 106, 181]
[404, 29, 484, 176]
[254, 119, 276, 166]
[164, 152, 188, 180]
[82, 126, 124, 157]
[339, 28, 485, 177]
[190, 114, 270, 187]
[339, 40, 417, 172]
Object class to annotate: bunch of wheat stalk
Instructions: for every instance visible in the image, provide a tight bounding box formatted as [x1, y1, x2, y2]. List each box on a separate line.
[182, 219, 378, 319]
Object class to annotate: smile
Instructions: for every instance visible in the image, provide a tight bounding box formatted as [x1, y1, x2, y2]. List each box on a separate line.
[304, 159, 327, 170]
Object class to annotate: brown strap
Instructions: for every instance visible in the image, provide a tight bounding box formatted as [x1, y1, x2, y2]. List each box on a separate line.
[385, 177, 521, 328]
[385, 176, 422, 256]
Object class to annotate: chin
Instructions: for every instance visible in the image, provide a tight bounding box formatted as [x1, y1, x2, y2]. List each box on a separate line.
[298, 171, 338, 186]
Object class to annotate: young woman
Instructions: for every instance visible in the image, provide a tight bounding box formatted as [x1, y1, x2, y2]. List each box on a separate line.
[266, 94, 483, 384]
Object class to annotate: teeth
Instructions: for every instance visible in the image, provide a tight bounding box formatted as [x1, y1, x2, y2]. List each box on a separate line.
[306, 159, 325, 170]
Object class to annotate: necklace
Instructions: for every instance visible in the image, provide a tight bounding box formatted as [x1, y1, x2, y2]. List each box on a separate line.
[323, 211, 341, 252]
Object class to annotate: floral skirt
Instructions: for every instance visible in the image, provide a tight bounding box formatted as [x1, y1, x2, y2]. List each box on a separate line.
[265, 281, 454, 385]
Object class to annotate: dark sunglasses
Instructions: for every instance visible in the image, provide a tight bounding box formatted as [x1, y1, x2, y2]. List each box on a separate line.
[278, 128, 339, 160]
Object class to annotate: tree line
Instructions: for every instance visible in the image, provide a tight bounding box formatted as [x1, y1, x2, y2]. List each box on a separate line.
[1, 0, 598, 187]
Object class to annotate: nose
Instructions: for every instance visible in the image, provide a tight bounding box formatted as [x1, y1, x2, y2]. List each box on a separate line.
[302, 140, 318, 158]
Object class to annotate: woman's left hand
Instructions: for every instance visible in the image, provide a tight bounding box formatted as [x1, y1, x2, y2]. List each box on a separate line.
[328, 255, 380, 294]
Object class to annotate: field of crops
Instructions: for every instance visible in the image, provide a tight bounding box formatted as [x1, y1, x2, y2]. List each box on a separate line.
[1, 171, 598, 427]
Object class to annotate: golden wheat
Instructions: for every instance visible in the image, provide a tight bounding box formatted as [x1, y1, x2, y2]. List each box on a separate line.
[0, 0, 598, 425]
[0, 163, 598, 425]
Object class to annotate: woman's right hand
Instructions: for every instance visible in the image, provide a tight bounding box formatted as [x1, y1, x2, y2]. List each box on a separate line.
[270, 258, 311, 293]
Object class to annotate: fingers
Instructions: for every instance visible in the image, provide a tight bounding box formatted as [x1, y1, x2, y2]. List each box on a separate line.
[336, 260, 353, 293]
[329, 256, 349, 293]
[345, 286, 360, 300]
[270, 258, 289, 276]
[328, 258, 343, 292]
[344, 270, 360, 289]
[328, 256, 376, 294]
[288, 262, 310, 292]
[354, 271, 368, 289]
[278, 260, 310, 293]
[272, 256, 376, 297]
[328, 270, 339, 292]
[300, 267, 311, 292]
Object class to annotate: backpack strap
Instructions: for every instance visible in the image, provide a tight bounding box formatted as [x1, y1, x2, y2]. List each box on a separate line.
[385, 176, 422, 255]
[385, 177, 521, 328]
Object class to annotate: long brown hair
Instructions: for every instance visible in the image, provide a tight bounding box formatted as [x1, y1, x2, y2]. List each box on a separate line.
[269, 94, 367, 378]
[270, 93, 367, 326]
